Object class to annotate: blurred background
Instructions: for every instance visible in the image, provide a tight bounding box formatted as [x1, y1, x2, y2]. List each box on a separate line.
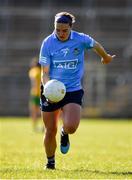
[0, 0, 132, 118]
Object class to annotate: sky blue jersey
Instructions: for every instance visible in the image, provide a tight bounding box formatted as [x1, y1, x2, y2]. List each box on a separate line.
[39, 30, 95, 92]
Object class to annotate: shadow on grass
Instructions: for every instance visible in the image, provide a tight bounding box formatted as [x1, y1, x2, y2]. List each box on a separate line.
[1, 168, 132, 177]
[56, 168, 132, 176]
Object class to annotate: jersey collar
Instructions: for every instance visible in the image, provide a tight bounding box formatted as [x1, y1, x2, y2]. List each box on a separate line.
[53, 30, 74, 40]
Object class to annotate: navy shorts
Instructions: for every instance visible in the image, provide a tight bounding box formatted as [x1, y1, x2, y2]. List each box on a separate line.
[40, 85, 84, 112]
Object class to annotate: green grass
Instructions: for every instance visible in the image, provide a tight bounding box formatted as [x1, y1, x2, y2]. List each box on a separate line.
[0, 117, 132, 179]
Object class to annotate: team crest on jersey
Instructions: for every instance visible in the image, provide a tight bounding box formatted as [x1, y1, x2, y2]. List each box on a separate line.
[73, 48, 80, 55]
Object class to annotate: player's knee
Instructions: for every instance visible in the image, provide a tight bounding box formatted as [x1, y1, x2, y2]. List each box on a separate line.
[65, 125, 77, 134]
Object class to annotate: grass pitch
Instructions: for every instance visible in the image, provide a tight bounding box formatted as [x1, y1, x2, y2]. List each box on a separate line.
[0, 117, 132, 179]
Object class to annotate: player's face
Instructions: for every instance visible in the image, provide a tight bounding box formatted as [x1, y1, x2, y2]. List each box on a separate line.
[54, 23, 72, 41]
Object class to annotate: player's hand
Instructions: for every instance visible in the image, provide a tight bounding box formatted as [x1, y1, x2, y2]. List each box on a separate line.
[101, 54, 116, 64]
[42, 88, 55, 103]
[42, 92, 55, 103]
[46, 98, 55, 104]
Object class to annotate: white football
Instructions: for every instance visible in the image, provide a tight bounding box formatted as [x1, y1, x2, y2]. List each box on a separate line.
[44, 79, 66, 103]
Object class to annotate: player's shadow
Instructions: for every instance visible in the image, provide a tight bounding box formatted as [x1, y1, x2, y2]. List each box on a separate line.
[57, 168, 132, 176]
[75, 169, 132, 175]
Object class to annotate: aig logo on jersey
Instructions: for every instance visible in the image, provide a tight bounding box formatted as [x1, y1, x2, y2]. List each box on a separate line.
[53, 59, 78, 69]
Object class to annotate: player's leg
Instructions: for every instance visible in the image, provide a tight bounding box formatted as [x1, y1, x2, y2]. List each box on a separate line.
[42, 109, 60, 169]
[60, 103, 81, 154]
[30, 96, 42, 132]
[35, 105, 44, 132]
[29, 103, 38, 129]
[62, 103, 81, 134]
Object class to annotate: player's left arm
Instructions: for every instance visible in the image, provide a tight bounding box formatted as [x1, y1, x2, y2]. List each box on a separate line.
[93, 41, 116, 64]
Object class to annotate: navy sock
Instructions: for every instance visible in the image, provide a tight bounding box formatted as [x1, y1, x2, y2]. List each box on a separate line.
[47, 155, 55, 164]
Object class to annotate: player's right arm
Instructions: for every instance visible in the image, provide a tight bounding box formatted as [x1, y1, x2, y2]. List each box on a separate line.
[41, 66, 54, 103]
[41, 66, 50, 86]
[39, 38, 51, 86]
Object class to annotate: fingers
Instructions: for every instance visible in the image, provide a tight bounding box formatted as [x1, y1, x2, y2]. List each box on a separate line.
[112, 55, 116, 58]
[101, 54, 116, 64]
